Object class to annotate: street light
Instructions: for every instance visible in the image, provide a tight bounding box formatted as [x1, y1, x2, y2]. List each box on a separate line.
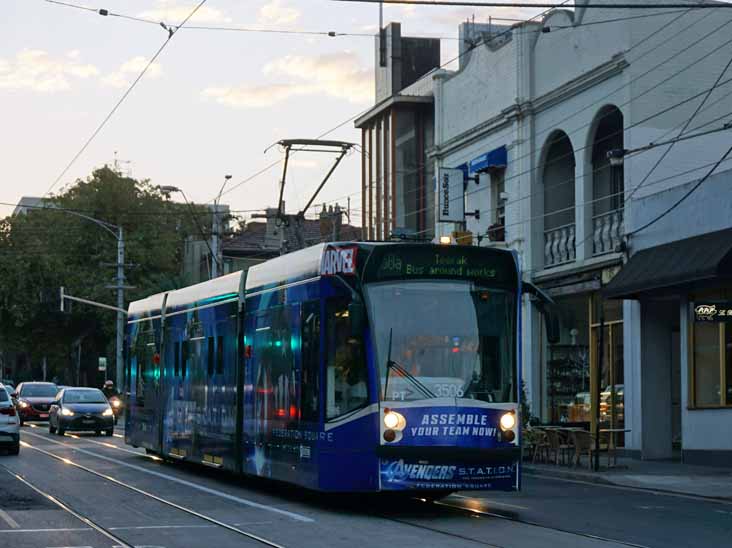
[48, 208, 126, 392]
[159, 185, 220, 279]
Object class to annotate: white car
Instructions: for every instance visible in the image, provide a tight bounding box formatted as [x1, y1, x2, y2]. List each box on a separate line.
[0, 384, 20, 455]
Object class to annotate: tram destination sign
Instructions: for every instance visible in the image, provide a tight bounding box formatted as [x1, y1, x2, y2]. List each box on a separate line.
[694, 302, 732, 322]
[366, 245, 517, 286]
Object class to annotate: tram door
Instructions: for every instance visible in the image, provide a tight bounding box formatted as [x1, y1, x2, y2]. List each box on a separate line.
[298, 300, 321, 487]
[128, 319, 164, 452]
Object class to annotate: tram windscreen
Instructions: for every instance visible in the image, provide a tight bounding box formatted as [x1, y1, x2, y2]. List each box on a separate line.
[365, 280, 516, 403]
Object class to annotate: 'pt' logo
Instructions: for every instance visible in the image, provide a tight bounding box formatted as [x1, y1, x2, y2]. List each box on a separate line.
[321, 246, 357, 276]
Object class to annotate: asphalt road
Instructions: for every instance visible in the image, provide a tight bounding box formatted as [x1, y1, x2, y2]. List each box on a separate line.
[0, 423, 729, 548]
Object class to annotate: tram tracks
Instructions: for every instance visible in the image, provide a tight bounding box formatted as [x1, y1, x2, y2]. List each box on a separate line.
[22, 429, 652, 548]
[430, 496, 652, 548]
[16, 438, 287, 548]
[1, 465, 135, 548]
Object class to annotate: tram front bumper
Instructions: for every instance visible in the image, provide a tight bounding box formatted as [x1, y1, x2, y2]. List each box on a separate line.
[377, 445, 521, 492]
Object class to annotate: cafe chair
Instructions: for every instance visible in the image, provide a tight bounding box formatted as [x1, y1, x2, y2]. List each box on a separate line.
[571, 429, 596, 468]
[545, 429, 572, 465]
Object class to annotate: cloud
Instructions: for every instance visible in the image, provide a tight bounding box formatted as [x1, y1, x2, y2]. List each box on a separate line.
[202, 83, 301, 108]
[0, 49, 98, 93]
[258, 0, 301, 26]
[139, 0, 230, 24]
[202, 52, 372, 109]
[101, 56, 162, 88]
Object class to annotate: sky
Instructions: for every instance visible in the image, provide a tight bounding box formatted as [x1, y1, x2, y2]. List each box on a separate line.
[0, 0, 556, 222]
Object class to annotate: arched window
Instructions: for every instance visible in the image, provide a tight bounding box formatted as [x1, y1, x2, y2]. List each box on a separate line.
[542, 131, 576, 267]
[591, 106, 624, 256]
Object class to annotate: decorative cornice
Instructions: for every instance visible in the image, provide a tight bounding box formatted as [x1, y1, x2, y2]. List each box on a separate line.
[530, 53, 628, 115]
[432, 53, 628, 160]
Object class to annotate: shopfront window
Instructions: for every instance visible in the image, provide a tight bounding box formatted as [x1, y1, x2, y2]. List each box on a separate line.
[691, 300, 731, 408]
[591, 296, 625, 446]
[694, 322, 721, 407]
[545, 295, 590, 423]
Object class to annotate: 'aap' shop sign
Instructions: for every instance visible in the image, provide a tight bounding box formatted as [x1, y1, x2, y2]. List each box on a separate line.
[694, 302, 732, 322]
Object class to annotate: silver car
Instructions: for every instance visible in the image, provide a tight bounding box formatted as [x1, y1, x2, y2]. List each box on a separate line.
[0, 384, 20, 455]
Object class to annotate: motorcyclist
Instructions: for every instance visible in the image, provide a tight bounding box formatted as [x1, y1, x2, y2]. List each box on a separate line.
[102, 380, 119, 400]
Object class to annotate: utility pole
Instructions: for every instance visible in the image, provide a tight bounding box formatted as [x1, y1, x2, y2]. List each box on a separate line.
[211, 207, 219, 278]
[116, 226, 125, 391]
[53, 209, 128, 392]
[212, 175, 232, 279]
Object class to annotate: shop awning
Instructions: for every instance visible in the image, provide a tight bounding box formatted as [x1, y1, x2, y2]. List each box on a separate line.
[604, 227, 732, 299]
[469, 146, 507, 173]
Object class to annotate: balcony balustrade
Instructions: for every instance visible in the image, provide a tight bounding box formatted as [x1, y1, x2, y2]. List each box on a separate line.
[544, 223, 576, 268]
[593, 209, 624, 256]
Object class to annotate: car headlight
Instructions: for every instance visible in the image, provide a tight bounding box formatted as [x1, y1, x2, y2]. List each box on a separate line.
[383, 410, 406, 431]
[19, 401, 29, 409]
[61, 408, 75, 416]
[103, 408, 114, 416]
[499, 412, 516, 431]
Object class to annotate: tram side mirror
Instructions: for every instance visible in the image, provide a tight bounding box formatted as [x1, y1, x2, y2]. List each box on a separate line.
[348, 301, 366, 340]
[525, 281, 561, 344]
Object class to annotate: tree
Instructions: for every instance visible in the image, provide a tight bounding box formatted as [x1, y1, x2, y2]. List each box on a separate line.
[0, 167, 208, 383]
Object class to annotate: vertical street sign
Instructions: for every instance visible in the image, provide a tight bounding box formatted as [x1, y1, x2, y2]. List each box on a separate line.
[437, 168, 465, 223]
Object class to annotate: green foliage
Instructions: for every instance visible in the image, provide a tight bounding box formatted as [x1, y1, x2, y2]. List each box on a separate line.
[0, 167, 207, 380]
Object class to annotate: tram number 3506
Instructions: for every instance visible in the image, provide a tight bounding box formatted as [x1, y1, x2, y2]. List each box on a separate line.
[391, 385, 464, 400]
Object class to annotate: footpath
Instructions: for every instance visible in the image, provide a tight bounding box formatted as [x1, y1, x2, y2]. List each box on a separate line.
[524, 457, 732, 501]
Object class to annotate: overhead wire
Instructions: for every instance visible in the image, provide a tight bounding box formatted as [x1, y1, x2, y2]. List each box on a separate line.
[214, 0, 571, 207]
[31, 0, 732, 255]
[219, 0, 693, 212]
[41, 0, 211, 198]
[318, 7, 732, 228]
[41, 0, 460, 40]
[334, 0, 732, 9]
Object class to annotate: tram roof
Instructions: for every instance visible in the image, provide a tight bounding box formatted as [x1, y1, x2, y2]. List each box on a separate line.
[165, 270, 244, 312]
[245, 243, 326, 292]
[127, 291, 166, 319]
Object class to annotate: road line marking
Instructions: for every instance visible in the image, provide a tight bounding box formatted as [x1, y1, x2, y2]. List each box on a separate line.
[0, 509, 20, 528]
[2, 467, 133, 548]
[0, 528, 92, 534]
[19, 442, 288, 548]
[23, 431, 314, 523]
[451, 494, 529, 510]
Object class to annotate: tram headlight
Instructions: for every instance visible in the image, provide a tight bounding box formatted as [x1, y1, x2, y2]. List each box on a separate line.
[499, 412, 516, 431]
[383, 410, 406, 431]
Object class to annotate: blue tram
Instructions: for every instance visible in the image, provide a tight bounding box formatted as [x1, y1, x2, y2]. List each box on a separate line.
[125, 242, 522, 493]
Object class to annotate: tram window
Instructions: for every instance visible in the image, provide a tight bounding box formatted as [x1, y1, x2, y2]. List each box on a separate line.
[301, 301, 320, 422]
[182, 341, 189, 378]
[216, 336, 224, 375]
[253, 306, 297, 421]
[174, 342, 180, 377]
[207, 337, 215, 377]
[326, 298, 368, 419]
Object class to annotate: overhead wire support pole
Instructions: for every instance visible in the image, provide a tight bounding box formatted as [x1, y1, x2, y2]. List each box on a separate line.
[277, 147, 291, 221]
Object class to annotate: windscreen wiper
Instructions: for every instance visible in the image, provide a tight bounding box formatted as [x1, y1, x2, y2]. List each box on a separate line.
[383, 328, 436, 400]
